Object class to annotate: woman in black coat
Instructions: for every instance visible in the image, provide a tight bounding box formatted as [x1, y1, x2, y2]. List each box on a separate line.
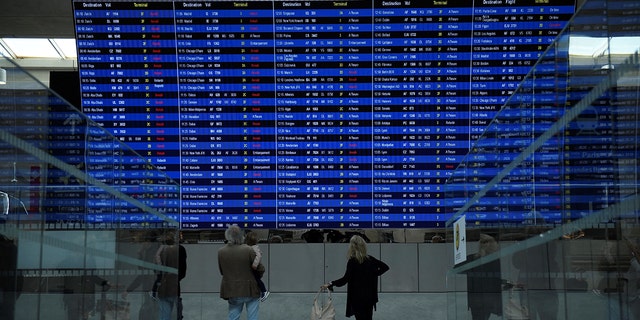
[323, 235, 389, 320]
[466, 234, 502, 320]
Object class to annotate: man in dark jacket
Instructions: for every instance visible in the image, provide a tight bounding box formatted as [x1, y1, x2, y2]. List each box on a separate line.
[218, 224, 261, 320]
[156, 231, 187, 320]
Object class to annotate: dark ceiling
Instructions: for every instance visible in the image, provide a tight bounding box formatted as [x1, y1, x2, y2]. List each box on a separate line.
[0, 0, 74, 38]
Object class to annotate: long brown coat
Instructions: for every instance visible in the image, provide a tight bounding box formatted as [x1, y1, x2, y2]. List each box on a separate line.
[218, 243, 260, 299]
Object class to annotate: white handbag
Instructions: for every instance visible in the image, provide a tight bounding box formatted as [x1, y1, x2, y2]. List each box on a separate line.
[504, 288, 530, 320]
[311, 288, 336, 320]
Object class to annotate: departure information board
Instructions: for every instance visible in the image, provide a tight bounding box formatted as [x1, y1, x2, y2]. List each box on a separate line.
[72, 0, 575, 229]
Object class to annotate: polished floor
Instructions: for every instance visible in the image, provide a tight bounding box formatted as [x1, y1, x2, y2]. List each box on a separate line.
[16, 292, 447, 319]
[14, 290, 627, 319]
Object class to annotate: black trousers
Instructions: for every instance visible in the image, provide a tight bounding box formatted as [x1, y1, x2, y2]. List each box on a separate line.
[351, 305, 374, 320]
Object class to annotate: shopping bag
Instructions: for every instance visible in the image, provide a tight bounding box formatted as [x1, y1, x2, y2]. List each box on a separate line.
[504, 288, 529, 320]
[311, 288, 335, 320]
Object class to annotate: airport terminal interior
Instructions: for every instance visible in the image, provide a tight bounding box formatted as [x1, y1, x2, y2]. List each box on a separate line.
[0, 0, 639, 319]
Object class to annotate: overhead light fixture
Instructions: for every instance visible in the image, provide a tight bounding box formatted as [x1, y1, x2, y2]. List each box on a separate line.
[0, 68, 6, 84]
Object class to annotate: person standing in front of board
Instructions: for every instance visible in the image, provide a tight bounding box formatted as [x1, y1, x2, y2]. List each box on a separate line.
[322, 235, 389, 320]
[156, 232, 182, 320]
[218, 225, 262, 320]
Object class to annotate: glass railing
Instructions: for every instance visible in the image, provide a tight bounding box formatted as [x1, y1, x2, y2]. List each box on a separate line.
[0, 53, 181, 320]
[445, 0, 639, 319]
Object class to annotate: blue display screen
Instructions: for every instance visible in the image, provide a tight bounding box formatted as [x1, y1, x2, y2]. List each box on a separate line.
[72, 0, 575, 228]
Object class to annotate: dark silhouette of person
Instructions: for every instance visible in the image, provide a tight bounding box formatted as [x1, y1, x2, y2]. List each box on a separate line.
[62, 261, 110, 320]
[513, 237, 560, 320]
[323, 235, 389, 320]
[176, 232, 187, 320]
[596, 238, 640, 320]
[0, 234, 23, 320]
[121, 230, 161, 320]
[154, 230, 187, 320]
[623, 238, 640, 319]
[466, 234, 502, 320]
